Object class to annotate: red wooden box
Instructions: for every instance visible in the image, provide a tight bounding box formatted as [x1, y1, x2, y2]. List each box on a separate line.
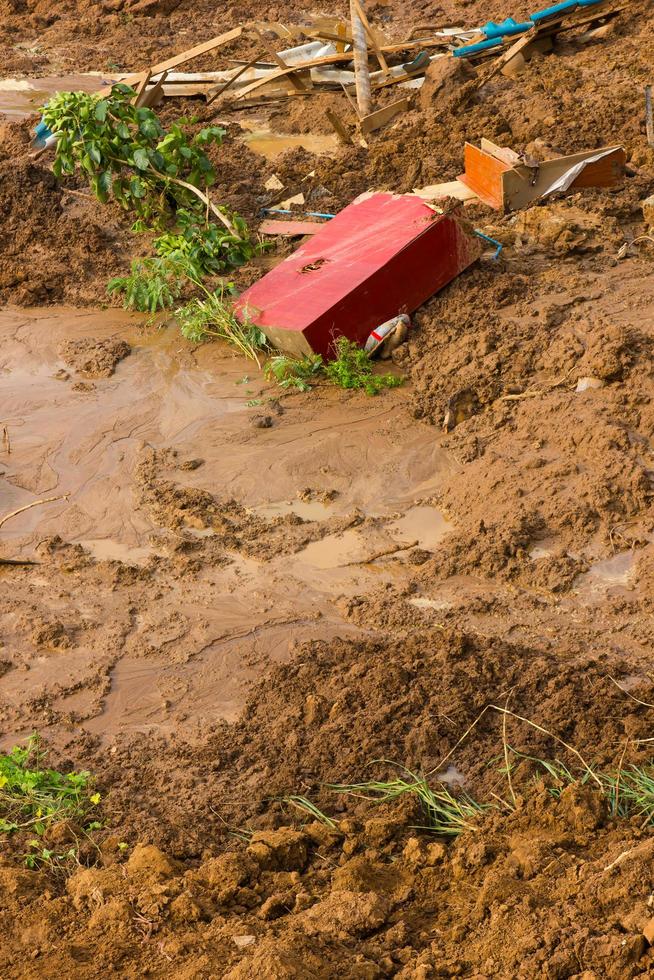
[235, 192, 481, 358]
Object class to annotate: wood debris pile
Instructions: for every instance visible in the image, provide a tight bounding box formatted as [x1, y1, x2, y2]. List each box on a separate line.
[106, 0, 627, 140]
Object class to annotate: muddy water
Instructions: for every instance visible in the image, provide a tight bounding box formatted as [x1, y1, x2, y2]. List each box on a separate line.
[0, 308, 457, 745]
[239, 119, 338, 160]
[0, 74, 114, 118]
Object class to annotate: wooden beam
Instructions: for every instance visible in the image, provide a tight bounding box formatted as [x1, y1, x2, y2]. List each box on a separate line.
[360, 96, 410, 134]
[354, 0, 390, 74]
[260, 219, 323, 236]
[325, 108, 354, 144]
[350, 0, 373, 115]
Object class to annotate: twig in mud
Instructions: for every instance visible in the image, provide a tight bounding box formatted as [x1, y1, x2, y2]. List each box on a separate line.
[2, 426, 10, 454]
[500, 367, 576, 402]
[613, 737, 630, 819]
[428, 703, 602, 789]
[607, 675, 654, 710]
[502, 695, 517, 809]
[62, 188, 96, 201]
[0, 557, 39, 566]
[604, 847, 636, 872]
[0, 493, 69, 530]
[344, 539, 419, 566]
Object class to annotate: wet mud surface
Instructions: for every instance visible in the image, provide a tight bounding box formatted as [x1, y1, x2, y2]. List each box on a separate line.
[1, 0, 654, 976]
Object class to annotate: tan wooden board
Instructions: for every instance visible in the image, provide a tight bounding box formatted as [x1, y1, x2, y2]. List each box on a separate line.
[360, 97, 410, 134]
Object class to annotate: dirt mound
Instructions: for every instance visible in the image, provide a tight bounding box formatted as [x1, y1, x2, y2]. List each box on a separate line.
[3, 625, 654, 978]
[59, 337, 131, 377]
[0, 153, 136, 304]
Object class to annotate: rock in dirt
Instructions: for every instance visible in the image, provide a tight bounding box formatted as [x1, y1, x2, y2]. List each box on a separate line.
[247, 829, 308, 871]
[419, 57, 475, 112]
[58, 337, 131, 378]
[251, 414, 274, 429]
[126, 843, 178, 878]
[512, 204, 614, 254]
[299, 889, 390, 937]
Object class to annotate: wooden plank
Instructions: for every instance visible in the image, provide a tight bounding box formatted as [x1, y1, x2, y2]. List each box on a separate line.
[458, 142, 511, 209]
[413, 179, 477, 202]
[132, 70, 152, 106]
[360, 96, 410, 134]
[102, 26, 244, 94]
[205, 55, 263, 103]
[480, 138, 521, 166]
[260, 219, 323, 236]
[325, 108, 353, 145]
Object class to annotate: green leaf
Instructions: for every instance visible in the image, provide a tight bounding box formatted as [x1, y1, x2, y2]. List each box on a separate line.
[130, 176, 145, 199]
[94, 100, 109, 122]
[132, 147, 149, 170]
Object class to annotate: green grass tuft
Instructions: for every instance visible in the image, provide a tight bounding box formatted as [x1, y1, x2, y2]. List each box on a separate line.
[328, 766, 490, 837]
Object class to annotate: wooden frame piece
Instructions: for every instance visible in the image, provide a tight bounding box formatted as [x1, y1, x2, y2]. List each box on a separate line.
[460, 140, 626, 211]
[360, 96, 410, 134]
[325, 108, 354, 144]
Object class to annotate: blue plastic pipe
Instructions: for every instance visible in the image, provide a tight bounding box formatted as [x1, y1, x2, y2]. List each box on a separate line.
[453, 36, 503, 58]
[530, 0, 578, 22]
[474, 230, 503, 260]
[481, 17, 534, 37]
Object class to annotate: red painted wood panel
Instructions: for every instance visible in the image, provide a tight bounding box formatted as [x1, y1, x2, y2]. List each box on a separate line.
[236, 192, 481, 358]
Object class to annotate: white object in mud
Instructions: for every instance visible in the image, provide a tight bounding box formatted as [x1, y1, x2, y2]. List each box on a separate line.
[365, 314, 411, 357]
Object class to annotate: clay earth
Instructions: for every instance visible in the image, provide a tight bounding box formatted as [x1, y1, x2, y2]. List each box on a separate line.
[1, 0, 654, 977]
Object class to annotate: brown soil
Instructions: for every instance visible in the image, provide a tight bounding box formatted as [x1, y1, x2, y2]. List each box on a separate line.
[2, 0, 654, 977]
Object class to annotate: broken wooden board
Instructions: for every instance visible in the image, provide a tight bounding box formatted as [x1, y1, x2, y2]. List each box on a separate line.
[459, 142, 511, 209]
[325, 108, 353, 144]
[259, 219, 324, 236]
[360, 97, 410, 135]
[460, 140, 626, 211]
[101, 26, 244, 94]
[413, 179, 478, 203]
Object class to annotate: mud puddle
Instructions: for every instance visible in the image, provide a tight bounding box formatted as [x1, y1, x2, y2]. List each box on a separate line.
[0, 74, 113, 118]
[239, 119, 338, 160]
[0, 308, 456, 743]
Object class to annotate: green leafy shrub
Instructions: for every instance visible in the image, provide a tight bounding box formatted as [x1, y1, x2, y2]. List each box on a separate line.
[325, 337, 403, 395]
[107, 254, 193, 312]
[43, 87, 259, 309]
[0, 734, 100, 836]
[42, 88, 230, 228]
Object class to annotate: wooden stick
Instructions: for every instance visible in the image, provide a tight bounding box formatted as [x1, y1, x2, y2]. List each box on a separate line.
[206, 56, 263, 104]
[325, 108, 353, 144]
[350, 0, 373, 115]
[0, 494, 69, 531]
[646, 85, 654, 148]
[132, 70, 152, 105]
[252, 27, 309, 93]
